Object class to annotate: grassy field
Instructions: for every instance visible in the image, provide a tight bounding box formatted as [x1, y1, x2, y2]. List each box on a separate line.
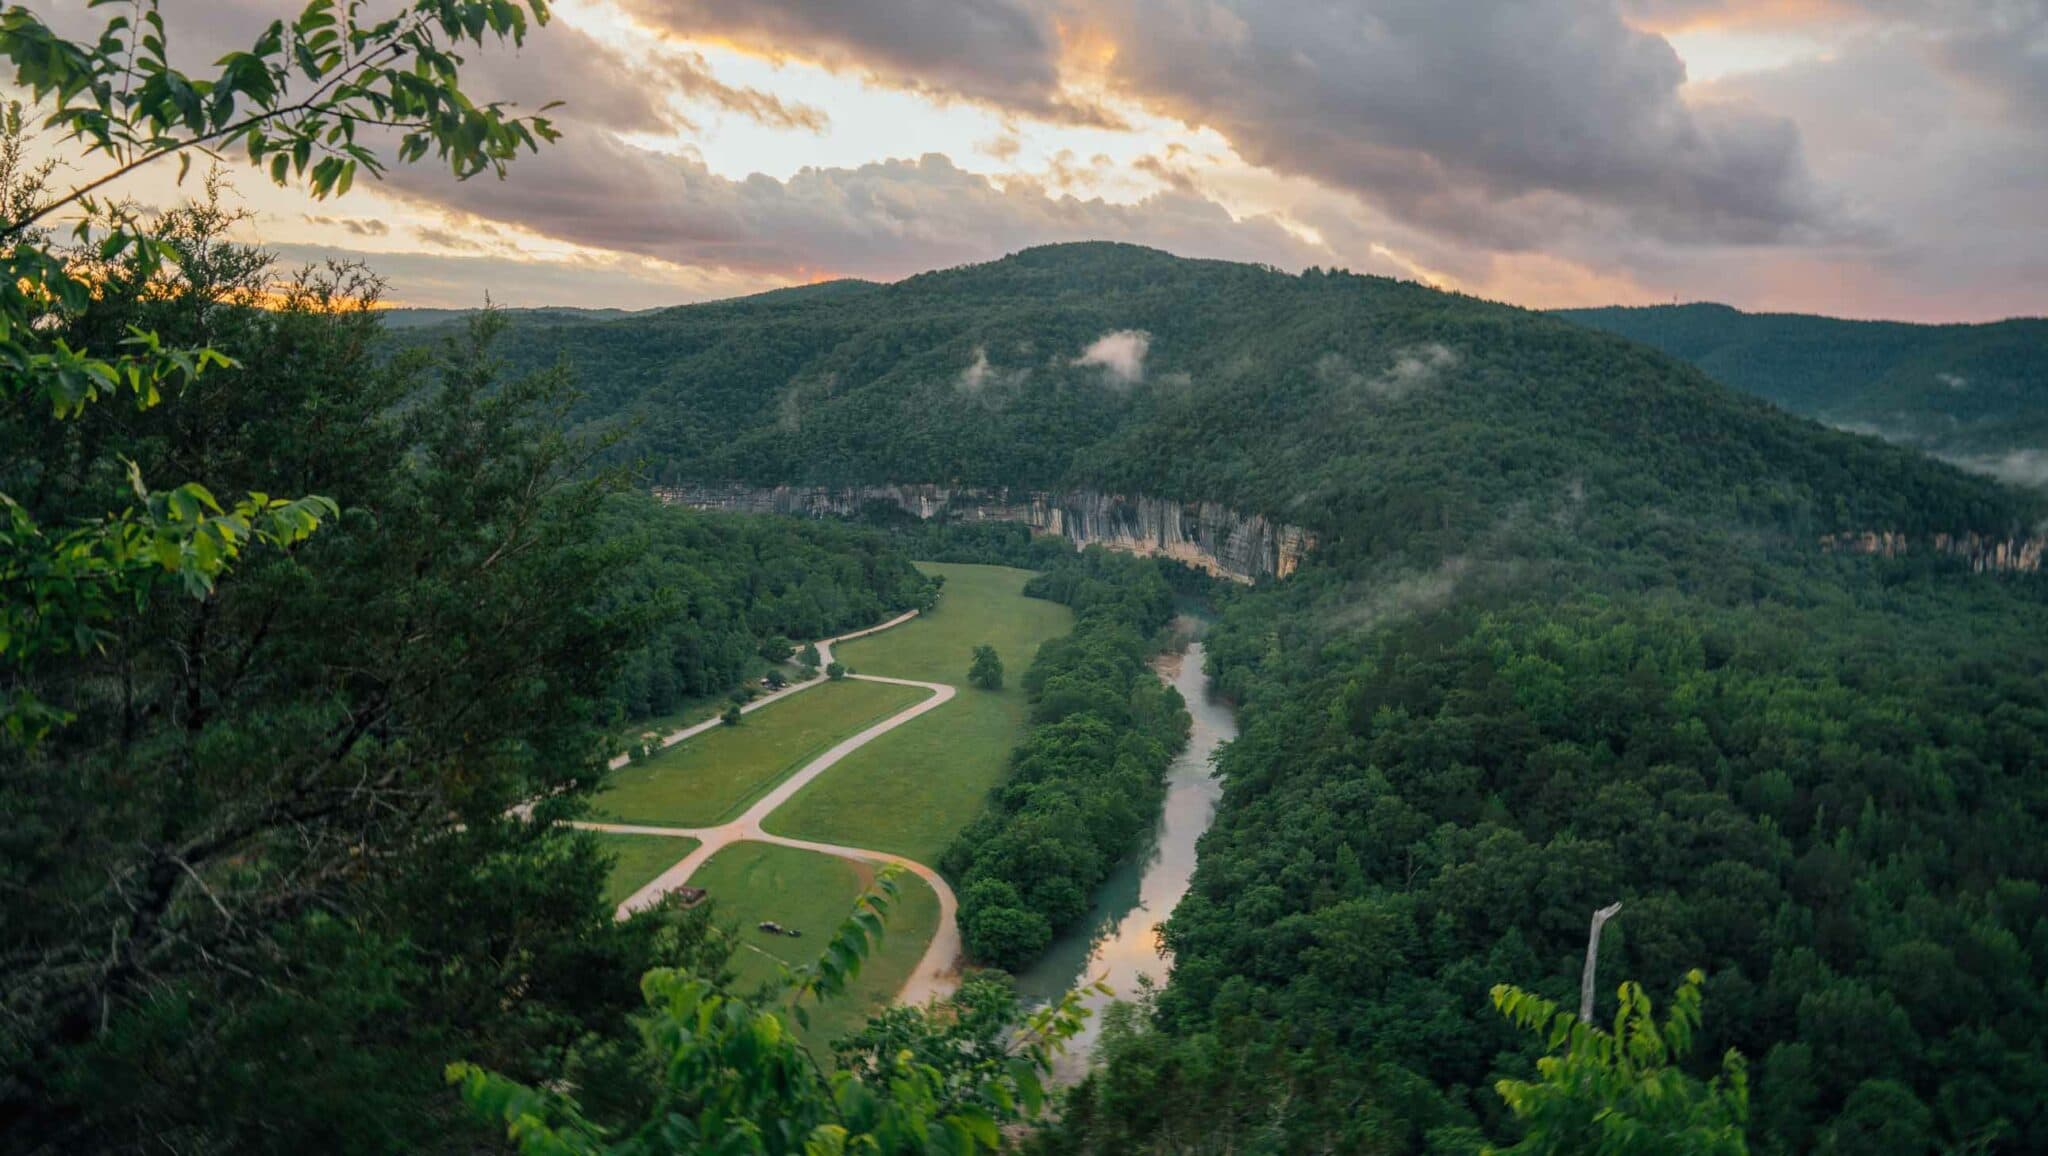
[595, 832, 700, 907]
[769, 563, 1073, 865]
[592, 678, 928, 827]
[690, 842, 941, 1048]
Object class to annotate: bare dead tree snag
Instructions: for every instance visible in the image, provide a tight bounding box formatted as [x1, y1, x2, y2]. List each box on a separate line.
[1580, 902, 1624, 1024]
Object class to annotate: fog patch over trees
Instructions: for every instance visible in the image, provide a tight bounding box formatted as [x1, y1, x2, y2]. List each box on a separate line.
[1072, 329, 1152, 384]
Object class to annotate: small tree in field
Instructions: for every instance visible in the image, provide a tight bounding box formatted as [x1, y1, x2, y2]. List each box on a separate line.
[720, 703, 742, 727]
[969, 644, 1004, 690]
[827, 661, 847, 680]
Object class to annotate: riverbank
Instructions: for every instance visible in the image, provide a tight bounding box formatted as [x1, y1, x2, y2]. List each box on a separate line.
[1012, 639, 1238, 1077]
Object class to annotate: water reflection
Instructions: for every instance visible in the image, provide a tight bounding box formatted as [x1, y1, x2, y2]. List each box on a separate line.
[1012, 641, 1238, 1074]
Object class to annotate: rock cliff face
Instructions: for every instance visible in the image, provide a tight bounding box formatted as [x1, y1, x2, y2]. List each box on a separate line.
[1820, 530, 2044, 573]
[655, 483, 1317, 583]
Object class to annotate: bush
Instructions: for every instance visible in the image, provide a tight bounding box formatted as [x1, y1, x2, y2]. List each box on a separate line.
[959, 880, 1052, 970]
[826, 662, 847, 680]
[720, 704, 743, 726]
[968, 644, 1004, 690]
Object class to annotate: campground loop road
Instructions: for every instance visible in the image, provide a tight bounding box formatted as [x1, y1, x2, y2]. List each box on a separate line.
[576, 609, 964, 1007]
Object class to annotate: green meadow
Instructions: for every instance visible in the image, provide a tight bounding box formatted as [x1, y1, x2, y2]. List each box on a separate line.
[595, 832, 700, 908]
[688, 842, 941, 1048]
[769, 562, 1073, 865]
[593, 678, 927, 827]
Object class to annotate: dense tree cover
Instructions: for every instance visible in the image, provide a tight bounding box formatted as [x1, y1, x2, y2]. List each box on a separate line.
[945, 550, 1189, 970]
[867, 518, 1079, 571]
[425, 245, 2048, 1152]
[0, 202, 713, 1144]
[0, 0, 560, 740]
[0, 9, 1122, 1153]
[395, 244, 2039, 563]
[595, 493, 934, 727]
[1046, 539, 2048, 1154]
[1559, 304, 2048, 468]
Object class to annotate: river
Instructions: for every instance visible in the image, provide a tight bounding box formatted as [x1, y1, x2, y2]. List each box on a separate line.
[1011, 640, 1238, 1076]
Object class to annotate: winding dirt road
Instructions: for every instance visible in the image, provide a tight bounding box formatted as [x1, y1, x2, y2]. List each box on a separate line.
[577, 611, 964, 1006]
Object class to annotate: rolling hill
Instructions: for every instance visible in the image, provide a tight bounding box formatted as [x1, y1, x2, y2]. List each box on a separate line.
[397, 243, 2040, 564]
[1559, 303, 2048, 487]
[393, 243, 2048, 1150]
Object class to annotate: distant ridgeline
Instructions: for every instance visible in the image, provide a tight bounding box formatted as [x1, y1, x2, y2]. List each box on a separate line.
[389, 243, 2043, 578]
[1557, 302, 2048, 487]
[653, 483, 1315, 583]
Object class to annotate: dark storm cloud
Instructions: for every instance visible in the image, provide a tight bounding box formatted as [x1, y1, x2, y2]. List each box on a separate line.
[613, 0, 1830, 247]
[622, 0, 1115, 123]
[33, 0, 821, 135]
[1087, 0, 1828, 249]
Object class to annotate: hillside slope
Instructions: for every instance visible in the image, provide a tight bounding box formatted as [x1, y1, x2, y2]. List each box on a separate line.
[1559, 303, 2048, 485]
[400, 244, 2048, 1151]
[401, 244, 2038, 563]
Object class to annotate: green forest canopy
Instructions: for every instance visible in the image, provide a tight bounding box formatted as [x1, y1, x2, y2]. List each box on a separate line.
[1557, 303, 2048, 481]
[418, 244, 2048, 1153]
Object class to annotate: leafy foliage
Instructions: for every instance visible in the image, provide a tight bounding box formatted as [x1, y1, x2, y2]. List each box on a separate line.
[593, 492, 932, 729]
[449, 874, 1092, 1155]
[0, 0, 564, 735]
[967, 643, 1004, 690]
[1488, 969, 1749, 1155]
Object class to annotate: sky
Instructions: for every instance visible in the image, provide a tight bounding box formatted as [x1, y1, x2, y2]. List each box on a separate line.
[23, 0, 2048, 320]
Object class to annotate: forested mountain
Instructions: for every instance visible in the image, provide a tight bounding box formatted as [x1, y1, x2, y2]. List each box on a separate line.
[396, 243, 2038, 559]
[1558, 303, 2048, 486]
[407, 243, 2048, 1152]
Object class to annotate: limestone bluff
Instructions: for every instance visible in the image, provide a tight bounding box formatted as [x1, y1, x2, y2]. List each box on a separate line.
[655, 484, 1317, 585]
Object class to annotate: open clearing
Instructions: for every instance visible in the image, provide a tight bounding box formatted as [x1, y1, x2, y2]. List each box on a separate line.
[597, 832, 701, 907]
[769, 563, 1072, 866]
[689, 841, 942, 1047]
[592, 678, 927, 827]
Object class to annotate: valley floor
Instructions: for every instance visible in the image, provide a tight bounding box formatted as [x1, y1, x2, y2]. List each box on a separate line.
[580, 563, 1071, 1042]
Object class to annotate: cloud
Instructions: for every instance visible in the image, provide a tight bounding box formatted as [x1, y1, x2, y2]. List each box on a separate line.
[623, 0, 1115, 124]
[47, 0, 2043, 321]
[959, 347, 995, 391]
[1317, 344, 1461, 403]
[1084, 0, 1828, 251]
[415, 226, 491, 253]
[957, 345, 1031, 396]
[1943, 449, 2048, 490]
[1072, 329, 1151, 383]
[303, 215, 389, 237]
[265, 243, 784, 310]
[607, 0, 1829, 249]
[380, 141, 1340, 280]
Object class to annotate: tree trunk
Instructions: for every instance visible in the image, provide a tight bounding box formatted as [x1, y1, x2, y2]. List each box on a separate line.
[1579, 902, 1623, 1024]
